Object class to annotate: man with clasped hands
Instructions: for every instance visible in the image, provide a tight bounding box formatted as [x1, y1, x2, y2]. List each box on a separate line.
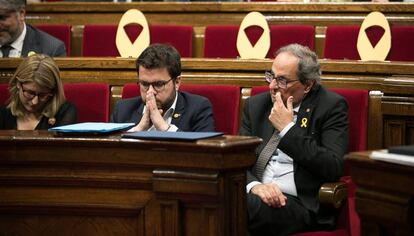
[111, 44, 215, 132]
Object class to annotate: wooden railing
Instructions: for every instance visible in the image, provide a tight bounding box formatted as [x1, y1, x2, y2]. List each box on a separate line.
[26, 2, 414, 58]
[1, 57, 414, 149]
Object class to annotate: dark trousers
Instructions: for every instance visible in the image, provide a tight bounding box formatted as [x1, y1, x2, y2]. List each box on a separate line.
[247, 193, 314, 236]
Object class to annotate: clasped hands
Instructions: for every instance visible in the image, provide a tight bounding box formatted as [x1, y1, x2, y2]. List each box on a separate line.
[128, 91, 170, 132]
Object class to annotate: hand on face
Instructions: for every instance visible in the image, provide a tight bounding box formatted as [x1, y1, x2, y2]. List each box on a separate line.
[269, 92, 294, 132]
[146, 90, 169, 131]
[251, 183, 287, 208]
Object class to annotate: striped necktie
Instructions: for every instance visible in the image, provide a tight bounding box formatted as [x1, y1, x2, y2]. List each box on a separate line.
[254, 129, 280, 180]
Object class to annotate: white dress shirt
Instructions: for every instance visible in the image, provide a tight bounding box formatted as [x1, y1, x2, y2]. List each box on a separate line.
[247, 106, 300, 196]
[0, 23, 26, 58]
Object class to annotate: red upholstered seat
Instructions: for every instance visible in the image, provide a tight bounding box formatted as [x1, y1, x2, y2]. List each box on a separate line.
[121, 83, 140, 100]
[324, 25, 414, 61]
[251, 86, 366, 236]
[0, 83, 9, 106]
[386, 26, 414, 61]
[121, 83, 240, 135]
[35, 24, 71, 56]
[64, 83, 110, 123]
[82, 24, 193, 57]
[204, 25, 314, 58]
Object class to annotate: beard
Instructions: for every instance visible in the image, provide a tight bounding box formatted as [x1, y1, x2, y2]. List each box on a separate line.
[159, 90, 176, 113]
[0, 31, 13, 45]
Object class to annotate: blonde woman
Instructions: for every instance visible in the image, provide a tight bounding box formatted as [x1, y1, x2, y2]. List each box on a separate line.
[0, 54, 76, 130]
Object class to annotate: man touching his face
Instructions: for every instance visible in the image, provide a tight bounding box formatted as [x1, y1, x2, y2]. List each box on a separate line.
[240, 44, 349, 235]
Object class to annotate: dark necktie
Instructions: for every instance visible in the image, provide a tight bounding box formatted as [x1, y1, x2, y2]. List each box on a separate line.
[1, 45, 12, 58]
[254, 111, 298, 180]
[254, 129, 281, 180]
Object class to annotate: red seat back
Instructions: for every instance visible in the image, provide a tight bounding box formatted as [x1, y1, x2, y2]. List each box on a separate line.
[35, 24, 71, 56]
[121, 83, 240, 135]
[324, 25, 414, 61]
[0, 84, 9, 106]
[82, 24, 193, 57]
[64, 83, 110, 122]
[204, 25, 314, 58]
[324, 26, 360, 60]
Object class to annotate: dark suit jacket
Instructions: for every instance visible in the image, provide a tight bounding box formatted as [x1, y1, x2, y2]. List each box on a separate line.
[21, 24, 66, 57]
[0, 102, 77, 130]
[111, 91, 215, 132]
[239, 84, 348, 220]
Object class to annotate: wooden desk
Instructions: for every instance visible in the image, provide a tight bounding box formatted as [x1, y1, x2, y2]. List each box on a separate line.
[347, 151, 414, 236]
[0, 131, 261, 236]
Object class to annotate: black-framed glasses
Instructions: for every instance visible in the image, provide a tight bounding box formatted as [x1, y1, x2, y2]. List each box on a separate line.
[138, 78, 174, 92]
[265, 70, 299, 89]
[20, 84, 53, 101]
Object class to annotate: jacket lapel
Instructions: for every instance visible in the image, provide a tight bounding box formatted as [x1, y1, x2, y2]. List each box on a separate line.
[171, 92, 184, 127]
[258, 95, 276, 153]
[21, 25, 39, 56]
[296, 84, 320, 131]
[133, 102, 145, 124]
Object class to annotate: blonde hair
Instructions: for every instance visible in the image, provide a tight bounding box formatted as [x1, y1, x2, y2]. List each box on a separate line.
[7, 54, 66, 118]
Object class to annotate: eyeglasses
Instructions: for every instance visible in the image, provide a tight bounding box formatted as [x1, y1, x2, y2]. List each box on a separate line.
[138, 78, 174, 92]
[265, 70, 299, 89]
[20, 85, 53, 101]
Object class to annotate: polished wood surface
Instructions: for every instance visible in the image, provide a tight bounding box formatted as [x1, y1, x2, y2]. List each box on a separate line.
[25, 2, 414, 57]
[1, 57, 414, 149]
[0, 130, 261, 236]
[347, 151, 414, 236]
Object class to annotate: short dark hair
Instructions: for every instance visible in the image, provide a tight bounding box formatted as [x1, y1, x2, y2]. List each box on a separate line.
[0, 0, 26, 11]
[275, 44, 321, 85]
[135, 44, 181, 79]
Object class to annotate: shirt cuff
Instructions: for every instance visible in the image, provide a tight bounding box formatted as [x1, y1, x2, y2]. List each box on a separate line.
[168, 124, 179, 132]
[279, 122, 295, 137]
[246, 181, 261, 193]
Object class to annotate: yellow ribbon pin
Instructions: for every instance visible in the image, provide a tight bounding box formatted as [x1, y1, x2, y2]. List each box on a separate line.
[173, 113, 181, 119]
[300, 118, 308, 128]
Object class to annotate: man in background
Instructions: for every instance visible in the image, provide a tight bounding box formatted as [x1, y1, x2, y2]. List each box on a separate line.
[111, 44, 215, 132]
[0, 0, 66, 57]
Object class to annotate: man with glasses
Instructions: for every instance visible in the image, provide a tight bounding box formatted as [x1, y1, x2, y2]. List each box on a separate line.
[111, 44, 215, 132]
[240, 44, 348, 235]
[0, 0, 66, 57]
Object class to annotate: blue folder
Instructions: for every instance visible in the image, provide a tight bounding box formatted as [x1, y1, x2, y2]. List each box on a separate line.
[122, 131, 223, 141]
[49, 122, 135, 133]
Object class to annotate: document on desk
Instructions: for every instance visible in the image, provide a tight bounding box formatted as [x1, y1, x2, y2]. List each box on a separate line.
[122, 131, 223, 141]
[370, 149, 414, 167]
[49, 122, 135, 133]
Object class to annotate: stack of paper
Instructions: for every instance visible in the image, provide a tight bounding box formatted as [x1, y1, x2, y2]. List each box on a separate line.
[49, 122, 135, 134]
[370, 149, 414, 167]
[122, 131, 223, 141]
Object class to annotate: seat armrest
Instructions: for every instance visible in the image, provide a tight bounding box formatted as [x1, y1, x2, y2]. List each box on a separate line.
[319, 182, 347, 208]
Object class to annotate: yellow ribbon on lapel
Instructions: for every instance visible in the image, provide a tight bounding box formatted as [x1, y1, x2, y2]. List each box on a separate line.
[300, 118, 308, 128]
